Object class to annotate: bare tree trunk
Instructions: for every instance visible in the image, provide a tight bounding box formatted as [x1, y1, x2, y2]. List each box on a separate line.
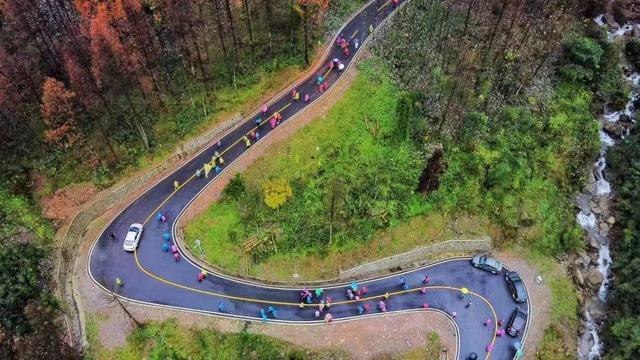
[224, 0, 240, 56]
[210, 0, 228, 57]
[243, 0, 256, 61]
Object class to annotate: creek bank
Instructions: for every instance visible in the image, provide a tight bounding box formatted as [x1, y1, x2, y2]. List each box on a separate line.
[572, 16, 639, 359]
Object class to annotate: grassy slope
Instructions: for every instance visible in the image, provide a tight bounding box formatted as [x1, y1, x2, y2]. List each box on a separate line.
[185, 60, 497, 280]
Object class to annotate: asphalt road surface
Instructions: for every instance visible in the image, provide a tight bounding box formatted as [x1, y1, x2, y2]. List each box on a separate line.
[88, 1, 530, 359]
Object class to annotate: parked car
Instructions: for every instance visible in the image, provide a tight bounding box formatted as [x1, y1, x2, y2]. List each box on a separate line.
[505, 271, 528, 303]
[470, 254, 503, 274]
[123, 223, 143, 252]
[506, 307, 528, 337]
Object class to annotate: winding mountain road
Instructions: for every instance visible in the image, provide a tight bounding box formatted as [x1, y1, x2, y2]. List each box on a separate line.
[88, 1, 530, 359]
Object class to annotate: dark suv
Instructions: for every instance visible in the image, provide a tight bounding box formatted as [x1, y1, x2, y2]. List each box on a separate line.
[505, 271, 528, 303]
[506, 307, 528, 337]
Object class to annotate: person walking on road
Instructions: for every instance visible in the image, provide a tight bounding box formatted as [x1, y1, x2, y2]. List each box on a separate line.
[197, 270, 207, 282]
[400, 277, 408, 290]
[267, 306, 278, 319]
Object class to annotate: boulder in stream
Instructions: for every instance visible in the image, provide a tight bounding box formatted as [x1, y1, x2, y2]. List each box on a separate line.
[584, 267, 604, 291]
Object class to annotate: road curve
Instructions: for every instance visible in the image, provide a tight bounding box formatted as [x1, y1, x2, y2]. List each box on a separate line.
[88, 1, 530, 359]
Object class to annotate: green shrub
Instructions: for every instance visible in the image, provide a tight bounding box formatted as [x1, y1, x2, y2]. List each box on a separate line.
[565, 37, 604, 70]
[224, 174, 247, 200]
[625, 40, 640, 69]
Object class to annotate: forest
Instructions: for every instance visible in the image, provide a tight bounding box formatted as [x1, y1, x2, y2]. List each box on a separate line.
[605, 120, 640, 357]
[0, 0, 339, 194]
[1, 0, 639, 359]
[0, 0, 340, 358]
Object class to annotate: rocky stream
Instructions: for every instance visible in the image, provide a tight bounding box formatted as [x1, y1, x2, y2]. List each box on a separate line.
[574, 14, 639, 360]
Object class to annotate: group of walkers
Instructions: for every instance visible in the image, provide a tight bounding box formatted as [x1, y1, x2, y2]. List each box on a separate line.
[292, 275, 436, 321]
[156, 212, 181, 262]
[176, 18, 365, 194]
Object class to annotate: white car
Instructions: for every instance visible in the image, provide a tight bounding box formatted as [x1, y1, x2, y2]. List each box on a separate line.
[122, 223, 143, 252]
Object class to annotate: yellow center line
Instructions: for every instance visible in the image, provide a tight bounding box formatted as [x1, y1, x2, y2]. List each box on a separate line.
[134, 248, 497, 356]
[134, 246, 498, 325]
[133, 2, 498, 354]
[142, 103, 293, 226]
[377, 0, 391, 12]
[324, 68, 332, 78]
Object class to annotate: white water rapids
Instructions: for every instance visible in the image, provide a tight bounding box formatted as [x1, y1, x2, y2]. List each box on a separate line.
[576, 15, 639, 360]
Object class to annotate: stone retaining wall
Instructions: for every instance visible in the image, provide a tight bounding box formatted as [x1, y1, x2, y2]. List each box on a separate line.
[338, 238, 492, 280]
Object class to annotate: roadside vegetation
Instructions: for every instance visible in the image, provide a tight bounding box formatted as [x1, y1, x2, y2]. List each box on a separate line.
[0, 190, 80, 358]
[86, 318, 344, 360]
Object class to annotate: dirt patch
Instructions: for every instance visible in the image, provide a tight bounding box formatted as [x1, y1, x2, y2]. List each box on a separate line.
[253, 312, 455, 359]
[493, 250, 551, 360]
[41, 183, 98, 222]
